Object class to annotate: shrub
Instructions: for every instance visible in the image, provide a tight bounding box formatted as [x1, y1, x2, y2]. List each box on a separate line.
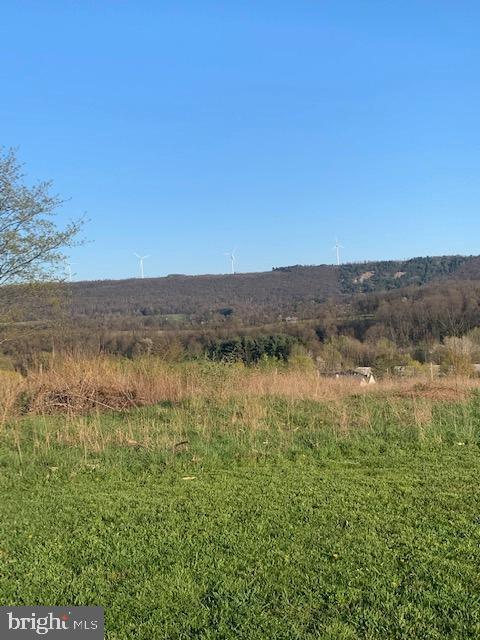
[288, 344, 315, 371]
[441, 337, 474, 376]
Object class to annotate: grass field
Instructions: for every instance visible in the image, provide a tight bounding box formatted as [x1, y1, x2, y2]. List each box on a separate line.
[1, 380, 480, 639]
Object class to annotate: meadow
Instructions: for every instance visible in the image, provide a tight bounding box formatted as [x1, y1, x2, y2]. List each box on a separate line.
[1, 358, 479, 639]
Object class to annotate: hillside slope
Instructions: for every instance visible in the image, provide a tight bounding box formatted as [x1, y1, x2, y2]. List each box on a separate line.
[2, 255, 479, 326]
[67, 254, 478, 319]
[339, 255, 473, 293]
[68, 265, 339, 320]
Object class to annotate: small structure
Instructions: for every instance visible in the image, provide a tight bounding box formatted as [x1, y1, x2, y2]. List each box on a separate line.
[355, 366, 373, 377]
[335, 369, 376, 385]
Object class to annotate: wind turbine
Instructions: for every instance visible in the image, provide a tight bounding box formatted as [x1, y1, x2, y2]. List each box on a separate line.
[225, 249, 236, 274]
[333, 239, 343, 266]
[134, 253, 150, 279]
[66, 262, 76, 282]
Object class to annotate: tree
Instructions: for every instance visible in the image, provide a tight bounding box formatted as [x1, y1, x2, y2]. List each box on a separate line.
[0, 149, 84, 362]
[0, 148, 83, 285]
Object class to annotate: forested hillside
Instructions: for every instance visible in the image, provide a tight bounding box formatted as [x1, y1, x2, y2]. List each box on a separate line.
[2, 255, 479, 327]
[68, 265, 339, 322]
[339, 255, 473, 293]
[64, 254, 480, 322]
[2, 254, 480, 368]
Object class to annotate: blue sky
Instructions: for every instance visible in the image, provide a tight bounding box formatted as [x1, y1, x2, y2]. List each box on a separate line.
[1, 1, 480, 280]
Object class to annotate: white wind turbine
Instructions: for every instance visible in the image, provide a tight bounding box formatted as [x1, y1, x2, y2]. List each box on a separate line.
[333, 239, 343, 266]
[134, 253, 150, 279]
[66, 262, 76, 282]
[225, 249, 236, 274]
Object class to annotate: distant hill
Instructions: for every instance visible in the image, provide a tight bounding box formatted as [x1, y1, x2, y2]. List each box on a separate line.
[67, 265, 339, 321]
[68, 254, 480, 318]
[3, 254, 480, 363]
[2, 254, 480, 326]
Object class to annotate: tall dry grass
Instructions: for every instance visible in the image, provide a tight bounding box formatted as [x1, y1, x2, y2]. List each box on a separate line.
[1, 356, 479, 454]
[1, 354, 479, 424]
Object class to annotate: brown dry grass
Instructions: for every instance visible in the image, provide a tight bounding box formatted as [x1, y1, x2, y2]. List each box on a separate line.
[24, 356, 184, 413]
[0, 355, 479, 426]
[2, 356, 478, 454]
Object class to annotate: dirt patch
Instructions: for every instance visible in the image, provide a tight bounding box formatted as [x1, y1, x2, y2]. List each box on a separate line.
[353, 271, 375, 284]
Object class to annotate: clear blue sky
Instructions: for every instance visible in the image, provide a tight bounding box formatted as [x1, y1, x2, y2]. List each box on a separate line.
[1, 1, 479, 280]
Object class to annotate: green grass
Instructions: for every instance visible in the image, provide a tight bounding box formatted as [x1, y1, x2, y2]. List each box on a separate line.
[1, 396, 480, 639]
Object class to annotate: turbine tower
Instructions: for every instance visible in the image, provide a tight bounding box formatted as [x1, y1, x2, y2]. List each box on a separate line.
[333, 239, 343, 266]
[66, 262, 76, 282]
[134, 253, 150, 279]
[225, 249, 236, 274]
